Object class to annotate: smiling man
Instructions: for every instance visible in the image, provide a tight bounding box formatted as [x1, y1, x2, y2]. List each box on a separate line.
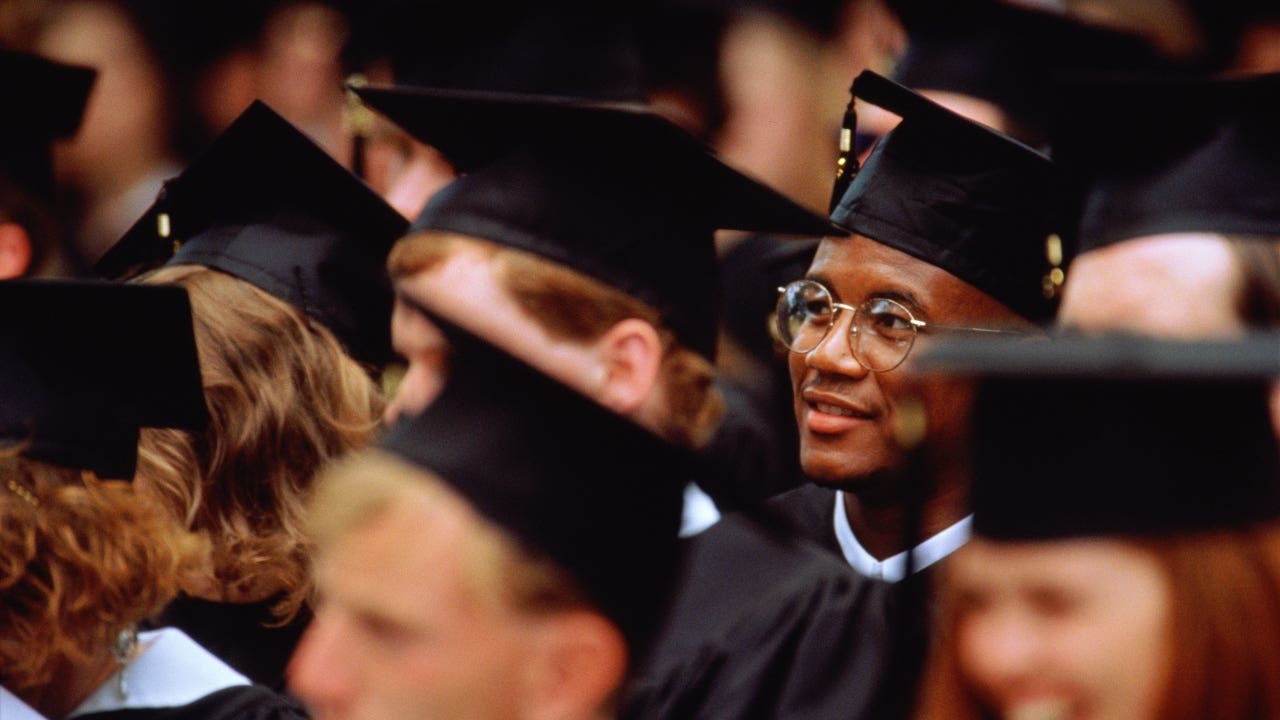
[770, 71, 1058, 579]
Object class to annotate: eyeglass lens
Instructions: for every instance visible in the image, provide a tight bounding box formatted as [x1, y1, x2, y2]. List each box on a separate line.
[775, 280, 918, 372]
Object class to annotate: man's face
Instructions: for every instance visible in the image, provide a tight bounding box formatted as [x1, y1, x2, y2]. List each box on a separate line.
[1058, 233, 1245, 338]
[288, 488, 541, 720]
[789, 235, 1028, 491]
[384, 240, 601, 424]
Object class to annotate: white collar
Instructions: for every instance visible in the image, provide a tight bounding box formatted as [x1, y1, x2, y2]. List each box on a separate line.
[68, 628, 250, 717]
[1, 686, 47, 720]
[832, 490, 971, 582]
[680, 482, 721, 537]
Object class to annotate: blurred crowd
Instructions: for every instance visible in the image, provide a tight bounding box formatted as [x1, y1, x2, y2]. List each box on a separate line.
[2, 1, 1279, 720]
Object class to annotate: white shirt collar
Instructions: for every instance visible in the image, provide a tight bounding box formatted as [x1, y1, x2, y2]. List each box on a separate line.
[832, 490, 971, 582]
[680, 482, 721, 537]
[68, 628, 249, 717]
[2, 686, 46, 720]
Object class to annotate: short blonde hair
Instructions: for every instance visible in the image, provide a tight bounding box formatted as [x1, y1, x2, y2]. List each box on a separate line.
[0, 452, 205, 694]
[308, 449, 587, 617]
[388, 232, 724, 448]
[135, 265, 384, 622]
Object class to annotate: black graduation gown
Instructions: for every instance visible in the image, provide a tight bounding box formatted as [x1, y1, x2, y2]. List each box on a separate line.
[766, 483, 843, 557]
[620, 513, 895, 720]
[71, 686, 308, 720]
[150, 596, 311, 692]
[766, 484, 949, 719]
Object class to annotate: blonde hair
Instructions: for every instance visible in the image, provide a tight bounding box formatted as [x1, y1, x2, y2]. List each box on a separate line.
[308, 449, 588, 617]
[135, 265, 384, 622]
[388, 232, 724, 448]
[0, 451, 205, 694]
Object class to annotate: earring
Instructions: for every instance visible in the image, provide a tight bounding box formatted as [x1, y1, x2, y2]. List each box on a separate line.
[110, 626, 139, 698]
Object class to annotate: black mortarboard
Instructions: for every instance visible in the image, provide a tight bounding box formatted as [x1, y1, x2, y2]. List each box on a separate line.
[0, 279, 207, 479]
[890, 0, 1164, 144]
[0, 48, 95, 199]
[916, 332, 1280, 540]
[354, 84, 842, 360]
[94, 101, 408, 367]
[831, 71, 1060, 323]
[1054, 72, 1280, 254]
[379, 302, 688, 662]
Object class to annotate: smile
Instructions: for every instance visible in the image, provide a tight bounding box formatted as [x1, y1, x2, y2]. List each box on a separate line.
[812, 402, 864, 418]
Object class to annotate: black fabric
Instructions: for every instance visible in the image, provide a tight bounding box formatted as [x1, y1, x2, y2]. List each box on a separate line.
[0, 48, 95, 198]
[915, 332, 1280, 540]
[694, 378, 801, 511]
[95, 101, 407, 367]
[621, 514, 893, 720]
[1053, 72, 1280, 254]
[71, 685, 308, 720]
[712, 235, 815, 505]
[766, 483, 843, 558]
[354, 84, 840, 360]
[971, 375, 1280, 540]
[0, 280, 207, 478]
[150, 595, 310, 693]
[379, 305, 688, 664]
[831, 71, 1058, 323]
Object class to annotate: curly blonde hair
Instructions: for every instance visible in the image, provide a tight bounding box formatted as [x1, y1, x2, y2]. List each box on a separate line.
[0, 452, 205, 694]
[135, 265, 384, 622]
[388, 232, 724, 448]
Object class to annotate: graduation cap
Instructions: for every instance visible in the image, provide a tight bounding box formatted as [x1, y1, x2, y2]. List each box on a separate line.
[1054, 72, 1280, 254]
[831, 71, 1060, 324]
[353, 83, 842, 360]
[915, 331, 1280, 540]
[379, 302, 689, 662]
[0, 48, 96, 199]
[0, 279, 208, 479]
[889, 0, 1164, 144]
[94, 101, 408, 366]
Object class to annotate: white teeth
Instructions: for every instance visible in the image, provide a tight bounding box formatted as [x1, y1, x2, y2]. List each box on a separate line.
[1006, 699, 1071, 720]
[814, 403, 858, 417]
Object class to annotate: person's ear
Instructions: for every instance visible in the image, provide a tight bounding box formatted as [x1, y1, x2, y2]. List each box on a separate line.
[521, 611, 628, 720]
[0, 222, 33, 279]
[593, 318, 663, 415]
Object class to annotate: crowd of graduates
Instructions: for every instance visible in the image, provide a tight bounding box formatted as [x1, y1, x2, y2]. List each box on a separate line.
[2, 1, 1279, 719]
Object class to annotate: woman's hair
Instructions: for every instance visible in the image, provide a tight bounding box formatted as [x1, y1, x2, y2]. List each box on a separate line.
[916, 526, 1280, 720]
[308, 449, 589, 618]
[0, 452, 205, 694]
[388, 231, 724, 449]
[135, 265, 384, 622]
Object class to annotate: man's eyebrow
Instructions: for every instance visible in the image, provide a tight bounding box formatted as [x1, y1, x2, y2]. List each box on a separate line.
[801, 273, 927, 316]
[867, 288, 925, 316]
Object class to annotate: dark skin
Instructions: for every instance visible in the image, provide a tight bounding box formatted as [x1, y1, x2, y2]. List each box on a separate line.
[789, 235, 1034, 560]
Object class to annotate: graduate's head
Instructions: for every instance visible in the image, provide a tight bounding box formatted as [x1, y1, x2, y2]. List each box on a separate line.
[385, 231, 723, 449]
[0, 281, 207, 708]
[912, 334, 1280, 720]
[1055, 72, 1280, 338]
[784, 71, 1054, 493]
[134, 263, 384, 618]
[98, 102, 404, 616]
[291, 314, 688, 720]
[355, 81, 837, 449]
[292, 450, 630, 720]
